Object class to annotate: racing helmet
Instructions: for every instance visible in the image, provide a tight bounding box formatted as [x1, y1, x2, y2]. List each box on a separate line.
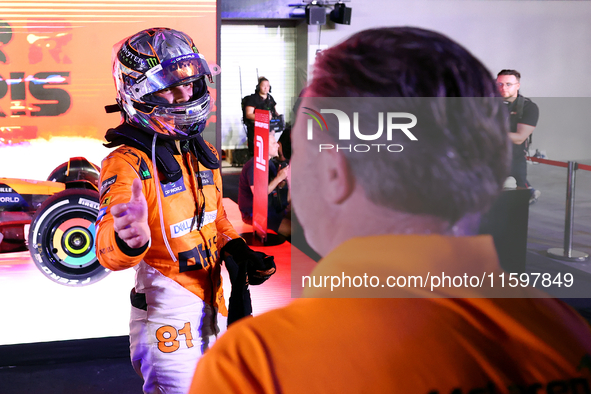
[113, 28, 213, 139]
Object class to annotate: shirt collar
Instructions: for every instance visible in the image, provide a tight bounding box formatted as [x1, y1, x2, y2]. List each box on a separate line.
[302, 234, 503, 298]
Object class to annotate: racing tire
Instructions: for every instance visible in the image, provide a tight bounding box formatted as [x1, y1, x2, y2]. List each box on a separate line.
[28, 188, 109, 286]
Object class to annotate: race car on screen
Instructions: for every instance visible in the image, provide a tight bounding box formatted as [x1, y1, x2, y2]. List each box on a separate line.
[0, 157, 107, 286]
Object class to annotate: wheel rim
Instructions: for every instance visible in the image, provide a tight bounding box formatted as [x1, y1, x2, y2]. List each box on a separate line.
[52, 218, 96, 268]
[43, 210, 99, 274]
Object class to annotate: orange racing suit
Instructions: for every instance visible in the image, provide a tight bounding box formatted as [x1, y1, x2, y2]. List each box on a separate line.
[95, 136, 240, 394]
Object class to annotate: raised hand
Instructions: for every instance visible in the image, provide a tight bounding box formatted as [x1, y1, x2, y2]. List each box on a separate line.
[111, 178, 150, 249]
[276, 164, 289, 182]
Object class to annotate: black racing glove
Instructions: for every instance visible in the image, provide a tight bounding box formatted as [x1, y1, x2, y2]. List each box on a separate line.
[224, 254, 252, 326]
[222, 238, 276, 286]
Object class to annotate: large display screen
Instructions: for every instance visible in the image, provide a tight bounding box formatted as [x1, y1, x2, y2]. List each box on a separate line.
[0, 0, 218, 346]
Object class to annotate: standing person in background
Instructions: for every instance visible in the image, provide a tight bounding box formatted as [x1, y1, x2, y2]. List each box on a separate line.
[96, 27, 274, 394]
[189, 27, 591, 394]
[243, 77, 281, 156]
[497, 69, 541, 204]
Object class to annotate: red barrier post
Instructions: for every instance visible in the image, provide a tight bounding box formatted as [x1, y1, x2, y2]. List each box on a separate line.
[252, 109, 270, 243]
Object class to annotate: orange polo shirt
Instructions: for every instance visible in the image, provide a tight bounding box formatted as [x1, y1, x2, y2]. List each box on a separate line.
[190, 235, 591, 393]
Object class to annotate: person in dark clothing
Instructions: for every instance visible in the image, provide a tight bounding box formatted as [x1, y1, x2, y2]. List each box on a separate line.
[243, 77, 281, 156]
[496, 69, 540, 204]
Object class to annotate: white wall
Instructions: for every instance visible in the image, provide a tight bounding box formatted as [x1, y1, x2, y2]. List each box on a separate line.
[220, 24, 298, 150]
[308, 0, 591, 160]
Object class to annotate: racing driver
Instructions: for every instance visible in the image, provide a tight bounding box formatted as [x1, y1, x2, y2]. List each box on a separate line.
[95, 28, 274, 394]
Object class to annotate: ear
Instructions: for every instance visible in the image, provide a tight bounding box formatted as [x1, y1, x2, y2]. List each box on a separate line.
[319, 148, 354, 205]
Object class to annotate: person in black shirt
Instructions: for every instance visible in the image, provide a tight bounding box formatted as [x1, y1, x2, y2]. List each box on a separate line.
[243, 77, 280, 156]
[496, 69, 540, 204]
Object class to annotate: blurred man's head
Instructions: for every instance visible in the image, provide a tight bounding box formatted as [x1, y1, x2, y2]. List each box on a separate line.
[268, 131, 279, 159]
[291, 27, 510, 256]
[496, 69, 521, 100]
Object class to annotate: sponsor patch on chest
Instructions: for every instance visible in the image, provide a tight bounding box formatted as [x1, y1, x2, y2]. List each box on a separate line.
[197, 170, 214, 186]
[101, 175, 117, 191]
[161, 176, 186, 197]
[97, 207, 107, 222]
[170, 210, 218, 238]
[139, 158, 152, 180]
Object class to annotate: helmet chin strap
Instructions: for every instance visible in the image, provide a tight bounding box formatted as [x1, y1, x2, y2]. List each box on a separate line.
[105, 103, 122, 113]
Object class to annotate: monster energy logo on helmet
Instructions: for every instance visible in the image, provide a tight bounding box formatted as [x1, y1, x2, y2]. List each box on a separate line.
[146, 58, 159, 68]
[118, 43, 152, 72]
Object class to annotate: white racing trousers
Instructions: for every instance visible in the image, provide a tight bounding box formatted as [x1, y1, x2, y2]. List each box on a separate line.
[130, 261, 219, 394]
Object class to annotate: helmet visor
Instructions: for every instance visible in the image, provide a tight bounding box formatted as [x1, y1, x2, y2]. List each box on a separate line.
[130, 89, 211, 138]
[131, 53, 211, 99]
